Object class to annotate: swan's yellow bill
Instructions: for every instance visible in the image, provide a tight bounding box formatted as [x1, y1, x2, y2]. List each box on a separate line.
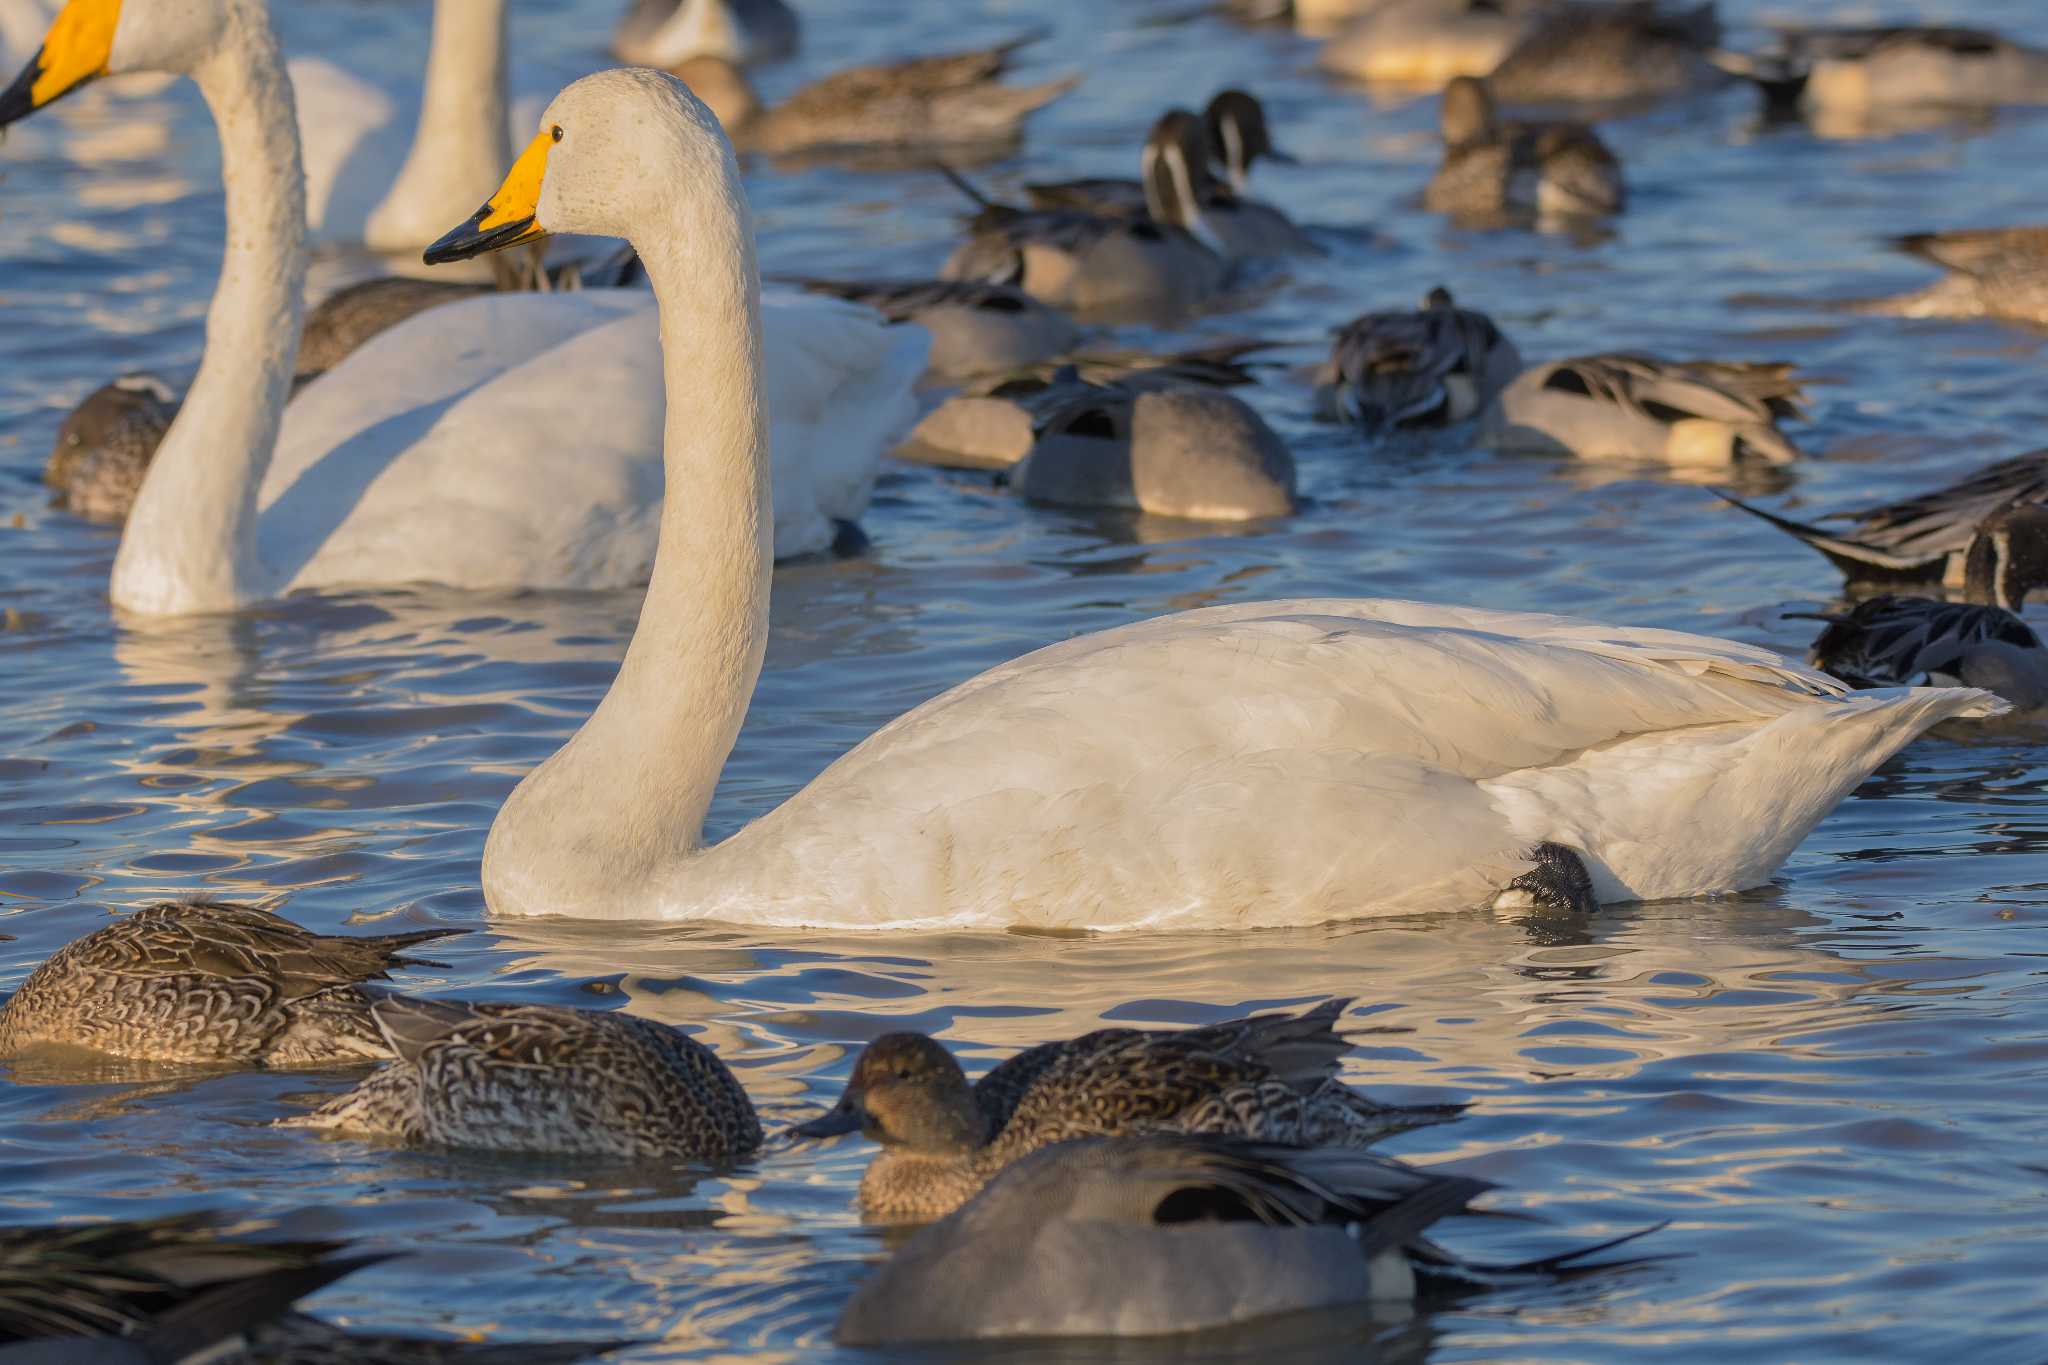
[0, 0, 121, 128]
[423, 129, 554, 264]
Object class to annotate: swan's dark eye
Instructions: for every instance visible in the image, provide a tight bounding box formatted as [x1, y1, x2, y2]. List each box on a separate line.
[550, 125, 563, 143]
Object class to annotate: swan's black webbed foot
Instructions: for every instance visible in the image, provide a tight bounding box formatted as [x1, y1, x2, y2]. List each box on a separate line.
[1508, 842, 1598, 915]
[830, 518, 871, 558]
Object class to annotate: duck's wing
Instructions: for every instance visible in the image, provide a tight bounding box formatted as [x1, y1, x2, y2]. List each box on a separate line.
[782, 41, 1027, 111]
[1895, 226, 2048, 281]
[1020, 177, 1151, 218]
[1806, 595, 2040, 686]
[1832, 449, 2048, 559]
[1330, 307, 1489, 430]
[295, 276, 494, 381]
[770, 275, 1029, 322]
[0, 1213, 379, 1345]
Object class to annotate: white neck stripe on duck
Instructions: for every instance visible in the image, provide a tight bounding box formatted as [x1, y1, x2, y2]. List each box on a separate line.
[1140, 115, 1225, 258]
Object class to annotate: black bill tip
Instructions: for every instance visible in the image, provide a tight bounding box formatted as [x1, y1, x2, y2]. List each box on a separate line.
[0, 49, 44, 130]
[423, 205, 539, 266]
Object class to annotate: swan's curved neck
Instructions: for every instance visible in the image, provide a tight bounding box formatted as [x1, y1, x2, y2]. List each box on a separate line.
[110, 5, 305, 615]
[484, 162, 772, 916]
[364, 0, 510, 253]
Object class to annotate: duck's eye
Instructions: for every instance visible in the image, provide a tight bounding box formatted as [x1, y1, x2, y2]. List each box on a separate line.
[550, 125, 563, 143]
[895, 1067, 912, 1080]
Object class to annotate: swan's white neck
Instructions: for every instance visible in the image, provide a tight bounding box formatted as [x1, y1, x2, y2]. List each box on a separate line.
[364, 0, 510, 253]
[110, 4, 304, 615]
[483, 159, 772, 917]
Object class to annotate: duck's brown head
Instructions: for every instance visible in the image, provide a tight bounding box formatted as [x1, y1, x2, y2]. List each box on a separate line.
[790, 1033, 988, 1154]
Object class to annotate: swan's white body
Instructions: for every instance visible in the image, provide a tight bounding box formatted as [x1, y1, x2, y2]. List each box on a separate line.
[472, 70, 2003, 931]
[32, 0, 921, 615]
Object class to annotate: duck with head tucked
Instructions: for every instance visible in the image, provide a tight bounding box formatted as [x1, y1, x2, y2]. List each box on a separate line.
[282, 995, 763, 1160]
[790, 999, 1463, 1222]
[1318, 0, 1558, 85]
[1483, 1, 1722, 104]
[1712, 25, 2048, 122]
[1483, 353, 1806, 466]
[1317, 286, 1520, 434]
[1802, 595, 2048, 710]
[0, 901, 463, 1067]
[612, 0, 796, 67]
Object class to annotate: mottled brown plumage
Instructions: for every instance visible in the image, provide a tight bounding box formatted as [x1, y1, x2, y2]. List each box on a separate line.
[285, 997, 763, 1161]
[1424, 77, 1623, 224]
[790, 999, 1462, 1222]
[0, 902, 464, 1067]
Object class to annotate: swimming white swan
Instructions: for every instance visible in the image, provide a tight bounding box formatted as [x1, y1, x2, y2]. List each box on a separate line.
[426, 67, 2006, 930]
[0, 0, 926, 615]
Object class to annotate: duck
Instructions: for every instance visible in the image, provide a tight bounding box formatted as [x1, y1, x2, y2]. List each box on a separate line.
[1316, 286, 1521, 433]
[1802, 595, 2048, 708]
[429, 66, 2004, 930]
[904, 341, 1274, 469]
[1712, 25, 2048, 119]
[1024, 89, 1298, 214]
[995, 373, 1297, 521]
[1715, 452, 2048, 607]
[1022, 100, 1320, 259]
[281, 995, 763, 1161]
[0, 0, 926, 614]
[833, 1133, 1659, 1343]
[0, 900, 463, 1066]
[671, 39, 1077, 158]
[1480, 354, 1806, 465]
[1317, 0, 1557, 86]
[612, 0, 797, 68]
[1484, 1, 1722, 104]
[938, 112, 1230, 317]
[0, 1212, 631, 1362]
[1865, 226, 2048, 326]
[772, 276, 1080, 380]
[789, 999, 1462, 1222]
[1423, 76, 1624, 223]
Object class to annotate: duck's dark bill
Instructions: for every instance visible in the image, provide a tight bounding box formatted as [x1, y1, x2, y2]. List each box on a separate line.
[790, 1103, 861, 1138]
[424, 209, 544, 265]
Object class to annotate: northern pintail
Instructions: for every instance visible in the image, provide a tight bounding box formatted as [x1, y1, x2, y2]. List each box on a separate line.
[1025, 97, 1319, 258]
[939, 113, 1230, 316]
[1317, 0, 1557, 85]
[283, 995, 763, 1160]
[0, 1212, 631, 1362]
[905, 341, 1273, 467]
[1485, 1, 1722, 104]
[774, 275, 1081, 379]
[1317, 286, 1521, 433]
[673, 39, 1077, 157]
[612, 0, 797, 67]
[1801, 595, 2048, 709]
[1026, 90, 1297, 213]
[1865, 226, 2048, 326]
[1717, 451, 2048, 607]
[1424, 76, 1624, 224]
[1713, 25, 2048, 117]
[0, 901, 463, 1067]
[789, 999, 1462, 1223]
[835, 1133, 1661, 1343]
[995, 372, 1296, 520]
[1482, 353, 1805, 465]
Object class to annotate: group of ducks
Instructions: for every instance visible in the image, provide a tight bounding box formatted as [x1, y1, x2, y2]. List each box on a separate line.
[7, 0, 2048, 1355]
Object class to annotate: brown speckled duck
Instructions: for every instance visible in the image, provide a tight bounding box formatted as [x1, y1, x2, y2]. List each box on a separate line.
[283, 995, 763, 1161]
[1423, 77, 1623, 224]
[0, 901, 463, 1067]
[789, 999, 1463, 1223]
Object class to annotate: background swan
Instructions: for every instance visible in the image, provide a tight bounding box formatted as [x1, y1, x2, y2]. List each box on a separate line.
[0, 0, 925, 614]
[430, 68, 2007, 932]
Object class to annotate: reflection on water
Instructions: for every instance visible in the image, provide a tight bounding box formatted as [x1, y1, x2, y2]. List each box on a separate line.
[3, 0, 2048, 1358]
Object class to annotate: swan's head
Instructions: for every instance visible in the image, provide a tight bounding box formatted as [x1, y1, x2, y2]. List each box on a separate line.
[787, 1033, 989, 1155]
[425, 67, 740, 266]
[0, 0, 233, 125]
